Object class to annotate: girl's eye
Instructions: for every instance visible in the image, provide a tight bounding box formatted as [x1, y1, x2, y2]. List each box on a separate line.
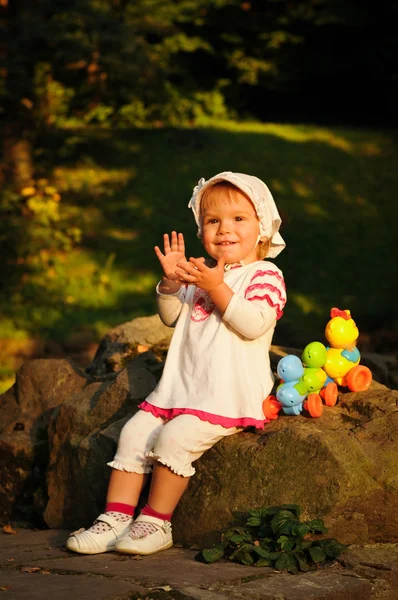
[207, 218, 218, 224]
[235, 216, 244, 221]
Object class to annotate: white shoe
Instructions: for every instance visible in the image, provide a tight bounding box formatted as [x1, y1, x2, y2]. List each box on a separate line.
[115, 514, 173, 556]
[66, 513, 133, 554]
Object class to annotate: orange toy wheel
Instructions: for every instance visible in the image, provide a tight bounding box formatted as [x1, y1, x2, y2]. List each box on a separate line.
[304, 393, 323, 418]
[320, 382, 338, 407]
[346, 365, 372, 392]
[263, 395, 281, 420]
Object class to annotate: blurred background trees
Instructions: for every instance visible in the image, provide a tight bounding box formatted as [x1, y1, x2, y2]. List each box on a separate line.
[0, 0, 396, 390]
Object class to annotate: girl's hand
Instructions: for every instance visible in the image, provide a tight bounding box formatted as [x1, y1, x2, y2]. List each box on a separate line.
[154, 232, 186, 281]
[175, 255, 226, 292]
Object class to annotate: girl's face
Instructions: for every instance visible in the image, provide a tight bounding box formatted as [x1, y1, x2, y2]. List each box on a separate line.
[201, 189, 261, 264]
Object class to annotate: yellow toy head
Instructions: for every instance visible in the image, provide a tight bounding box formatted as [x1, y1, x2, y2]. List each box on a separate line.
[325, 308, 359, 349]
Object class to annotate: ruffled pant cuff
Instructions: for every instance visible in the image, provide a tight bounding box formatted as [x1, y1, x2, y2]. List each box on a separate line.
[145, 451, 194, 478]
[107, 460, 153, 474]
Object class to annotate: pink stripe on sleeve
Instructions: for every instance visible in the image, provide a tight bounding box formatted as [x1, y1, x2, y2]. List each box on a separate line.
[245, 281, 286, 303]
[246, 294, 284, 319]
[250, 269, 286, 290]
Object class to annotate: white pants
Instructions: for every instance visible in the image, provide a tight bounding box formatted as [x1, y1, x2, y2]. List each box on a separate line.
[107, 409, 240, 477]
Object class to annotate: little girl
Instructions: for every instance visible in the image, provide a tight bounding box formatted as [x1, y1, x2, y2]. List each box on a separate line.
[66, 171, 286, 556]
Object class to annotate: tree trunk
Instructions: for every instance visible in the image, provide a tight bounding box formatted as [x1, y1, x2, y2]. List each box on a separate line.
[2, 127, 34, 190]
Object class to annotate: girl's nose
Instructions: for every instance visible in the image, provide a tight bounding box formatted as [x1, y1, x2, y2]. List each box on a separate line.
[217, 221, 231, 234]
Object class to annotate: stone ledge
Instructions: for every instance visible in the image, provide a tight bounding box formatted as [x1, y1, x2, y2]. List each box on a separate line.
[2, 530, 398, 600]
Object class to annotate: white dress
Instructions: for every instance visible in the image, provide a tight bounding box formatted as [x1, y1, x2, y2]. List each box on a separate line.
[139, 260, 287, 429]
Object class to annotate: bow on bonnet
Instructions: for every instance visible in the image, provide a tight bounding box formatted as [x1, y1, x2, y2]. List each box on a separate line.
[188, 171, 286, 259]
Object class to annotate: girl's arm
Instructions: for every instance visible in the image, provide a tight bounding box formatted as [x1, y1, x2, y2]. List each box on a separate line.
[156, 280, 186, 327]
[154, 232, 187, 326]
[223, 267, 286, 338]
[175, 257, 286, 339]
[154, 231, 186, 286]
[222, 293, 283, 339]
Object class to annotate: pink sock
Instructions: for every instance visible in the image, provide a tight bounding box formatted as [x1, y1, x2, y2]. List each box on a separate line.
[141, 503, 173, 522]
[105, 502, 135, 516]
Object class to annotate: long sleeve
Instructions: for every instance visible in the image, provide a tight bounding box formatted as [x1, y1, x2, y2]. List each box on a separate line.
[222, 266, 286, 339]
[156, 283, 187, 327]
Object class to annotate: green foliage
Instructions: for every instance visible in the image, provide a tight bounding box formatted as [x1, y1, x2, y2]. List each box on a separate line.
[0, 179, 81, 282]
[0, 121, 396, 389]
[196, 505, 348, 573]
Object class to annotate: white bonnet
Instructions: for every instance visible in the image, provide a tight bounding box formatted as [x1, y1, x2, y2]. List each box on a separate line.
[188, 171, 286, 259]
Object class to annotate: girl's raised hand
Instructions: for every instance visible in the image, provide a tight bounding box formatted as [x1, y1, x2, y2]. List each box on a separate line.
[154, 232, 186, 280]
[175, 255, 226, 292]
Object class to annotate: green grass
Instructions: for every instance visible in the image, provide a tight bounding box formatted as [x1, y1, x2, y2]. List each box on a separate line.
[1, 120, 397, 391]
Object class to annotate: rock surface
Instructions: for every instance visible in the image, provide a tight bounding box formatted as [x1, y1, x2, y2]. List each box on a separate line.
[0, 360, 86, 523]
[1, 315, 397, 554]
[86, 314, 173, 376]
[44, 353, 158, 528]
[173, 381, 398, 547]
[1, 529, 398, 600]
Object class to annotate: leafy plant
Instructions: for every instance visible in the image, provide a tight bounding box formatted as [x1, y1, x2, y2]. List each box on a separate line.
[196, 505, 347, 573]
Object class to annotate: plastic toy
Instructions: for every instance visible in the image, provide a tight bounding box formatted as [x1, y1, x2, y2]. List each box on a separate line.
[263, 354, 326, 419]
[323, 308, 372, 393]
[263, 307, 372, 420]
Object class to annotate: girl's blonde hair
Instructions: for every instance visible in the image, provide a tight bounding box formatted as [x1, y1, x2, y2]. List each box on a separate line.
[199, 182, 270, 260]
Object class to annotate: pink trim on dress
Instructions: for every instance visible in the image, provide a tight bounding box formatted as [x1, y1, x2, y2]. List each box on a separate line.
[138, 401, 268, 429]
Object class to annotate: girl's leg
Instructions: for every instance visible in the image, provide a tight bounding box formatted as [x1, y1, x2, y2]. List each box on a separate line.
[106, 470, 149, 506]
[66, 410, 165, 554]
[147, 464, 190, 514]
[115, 415, 239, 556]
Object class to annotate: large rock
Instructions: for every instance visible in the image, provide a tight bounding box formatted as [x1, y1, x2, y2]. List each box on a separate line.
[1, 315, 397, 549]
[0, 360, 86, 523]
[86, 315, 173, 376]
[42, 365, 397, 547]
[172, 381, 398, 547]
[44, 353, 158, 528]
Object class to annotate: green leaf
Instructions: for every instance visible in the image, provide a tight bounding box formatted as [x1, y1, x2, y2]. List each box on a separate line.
[271, 510, 298, 535]
[246, 516, 261, 526]
[296, 552, 310, 572]
[247, 507, 273, 528]
[275, 553, 299, 573]
[307, 519, 328, 534]
[277, 535, 296, 552]
[318, 538, 348, 559]
[222, 527, 250, 542]
[229, 534, 246, 544]
[301, 540, 313, 550]
[253, 545, 270, 559]
[308, 546, 327, 564]
[291, 523, 311, 538]
[198, 545, 225, 564]
[255, 558, 272, 567]
[233, 545, 255, 566]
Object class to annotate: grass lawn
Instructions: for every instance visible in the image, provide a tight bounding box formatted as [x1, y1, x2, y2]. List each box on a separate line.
[1, 120, 397, 391]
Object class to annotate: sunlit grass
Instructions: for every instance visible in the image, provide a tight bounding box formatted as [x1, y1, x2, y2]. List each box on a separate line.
[1, 119, 397, 393]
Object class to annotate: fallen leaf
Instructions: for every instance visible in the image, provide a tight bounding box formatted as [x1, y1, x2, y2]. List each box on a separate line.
[0, 586, 12, 591]
[149, 586, 172, 592]
[6, 559, 14, 562]
[137, 344, 149, 353]
[21, 567, 41, 573]
[2, 525, 16, 535]
[41, 570, 51, 575]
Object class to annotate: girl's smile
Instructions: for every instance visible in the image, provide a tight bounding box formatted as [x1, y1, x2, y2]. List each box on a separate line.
[201, 191, 261, 265]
